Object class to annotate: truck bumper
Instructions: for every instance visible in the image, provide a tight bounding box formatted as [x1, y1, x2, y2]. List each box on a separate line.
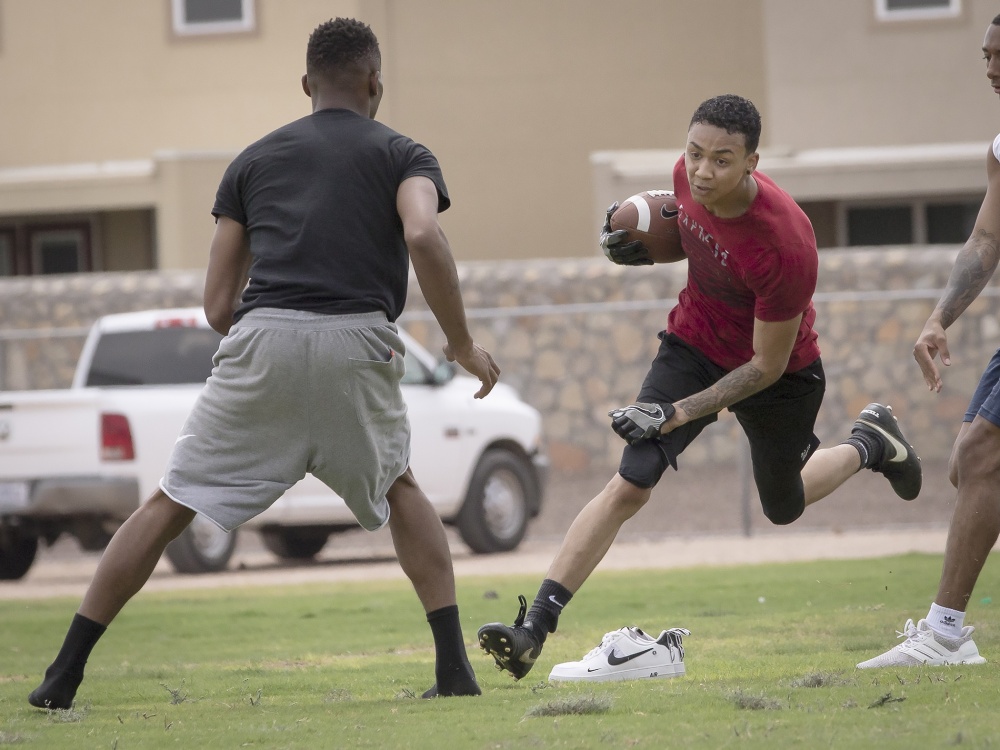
[0, 476, 140, 521]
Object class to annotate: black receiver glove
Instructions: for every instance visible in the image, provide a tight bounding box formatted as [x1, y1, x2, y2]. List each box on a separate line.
[608, 402, 676, 445]
[599, 202, 653, 266]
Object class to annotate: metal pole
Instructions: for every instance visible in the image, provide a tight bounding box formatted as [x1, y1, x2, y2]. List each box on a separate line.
[740, 438, 753, 537]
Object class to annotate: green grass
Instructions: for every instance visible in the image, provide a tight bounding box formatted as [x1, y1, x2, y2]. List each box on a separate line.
[2, 553, 998, 749]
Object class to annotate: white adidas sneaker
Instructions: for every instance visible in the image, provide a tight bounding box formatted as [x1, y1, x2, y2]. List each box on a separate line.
[548, 626, 690, 683]
[856, 618, 986, 669]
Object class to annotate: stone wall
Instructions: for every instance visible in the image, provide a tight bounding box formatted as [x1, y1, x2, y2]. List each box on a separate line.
[2, 247, 996, 471]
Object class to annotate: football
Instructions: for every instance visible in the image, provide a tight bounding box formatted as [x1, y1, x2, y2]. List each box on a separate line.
[609, 190, 684, 263]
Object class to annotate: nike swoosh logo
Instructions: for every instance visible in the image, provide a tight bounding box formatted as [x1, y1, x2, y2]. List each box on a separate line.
[175, 434, 196, 444]
[607, 647, 654, 666]
[548, 595, 565, 608]
[630, 405, 661, 418]
[865, 422, 909, 463]
[587, 667, 601, 672]
[660, 205, 679, 220]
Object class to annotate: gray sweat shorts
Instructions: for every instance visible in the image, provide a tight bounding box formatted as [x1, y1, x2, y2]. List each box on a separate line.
[160, 308, 410, 532]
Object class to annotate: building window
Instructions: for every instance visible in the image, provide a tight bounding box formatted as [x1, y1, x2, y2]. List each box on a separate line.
[171, 0, 255, 36]
[926, 201, 979, 243]
[28, 226, 91, 275]
[841, 198, 981, 247]
[847, 205, 914, 246]
[0, 232, 14, 276]
[875, 0, 960, 22]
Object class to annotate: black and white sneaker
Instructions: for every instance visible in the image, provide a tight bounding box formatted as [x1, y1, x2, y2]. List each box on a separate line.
[477, 595, 544, 680]
[548, 626, 690, 683]
[853, 403, 922, 500]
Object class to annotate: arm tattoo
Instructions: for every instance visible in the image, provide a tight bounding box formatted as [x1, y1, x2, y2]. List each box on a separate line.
[678, 362, 767, 421]
[938, 228, 1000, 328]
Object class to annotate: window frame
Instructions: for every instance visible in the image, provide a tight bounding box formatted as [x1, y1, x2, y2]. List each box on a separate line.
[836, 194, 983, 247]
[27, 224, 92, 275]
[171, 0, 256, 37]
[874, 0, 961, 23]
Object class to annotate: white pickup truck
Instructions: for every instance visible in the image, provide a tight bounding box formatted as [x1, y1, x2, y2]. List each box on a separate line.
[0, 308, 547, 579]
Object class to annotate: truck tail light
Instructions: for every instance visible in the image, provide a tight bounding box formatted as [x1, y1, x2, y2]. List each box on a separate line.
[101, 413, 135, 461]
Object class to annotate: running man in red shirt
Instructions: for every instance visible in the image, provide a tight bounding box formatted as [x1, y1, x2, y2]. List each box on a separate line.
[478, 94, 922, 683]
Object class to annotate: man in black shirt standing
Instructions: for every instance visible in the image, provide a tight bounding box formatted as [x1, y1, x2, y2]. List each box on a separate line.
[29, 17, 495, 709]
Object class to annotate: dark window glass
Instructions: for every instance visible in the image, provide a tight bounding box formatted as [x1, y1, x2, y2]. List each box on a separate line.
[926, 202, 980, 244]
[183, 0, 243, 23]
[86, 328, 223, 387]
[846, 206, 913, 246]
[38, 239, 80, 274]
[885, 0, 950, 8]
[0, 235, 12, 277]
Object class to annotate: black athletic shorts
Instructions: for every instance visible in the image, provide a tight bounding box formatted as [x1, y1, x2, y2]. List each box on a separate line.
[618, 332, 825, 525]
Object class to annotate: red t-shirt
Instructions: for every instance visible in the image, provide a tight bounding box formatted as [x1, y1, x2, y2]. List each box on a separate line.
[667, 156, 820, 373]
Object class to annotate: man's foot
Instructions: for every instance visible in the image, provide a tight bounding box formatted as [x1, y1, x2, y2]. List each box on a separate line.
[853, 403, 922, 500]
[421, 662, 482, 698]
[421, 680, 481, 698]
[548, 626, 689, 683]
[856, 618, 986, 668]
[477, 595, 544, 680]
[27, 665, 83, 710]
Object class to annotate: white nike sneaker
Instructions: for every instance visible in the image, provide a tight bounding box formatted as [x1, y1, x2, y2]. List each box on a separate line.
[856, 618, 986, 669]
[548, 626, 690, 683]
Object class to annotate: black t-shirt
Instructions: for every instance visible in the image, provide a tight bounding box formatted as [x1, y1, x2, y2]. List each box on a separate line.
[213, 108, 450, 322]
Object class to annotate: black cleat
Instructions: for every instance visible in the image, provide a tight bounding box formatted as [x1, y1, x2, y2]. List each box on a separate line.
[477, 595, 543, 680]
[853, 403, 922, 500]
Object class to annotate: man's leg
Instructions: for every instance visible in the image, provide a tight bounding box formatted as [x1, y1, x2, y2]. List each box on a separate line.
[29, 490, 195, 709]
[934, 416, 1000, 612]
[544, 474, 652, 590]
[802, 403, 922, 506]
[385, 469, 479, 698]
[855, 423, 995, 669]
[801, 444, 867, 506]
[477, 474, 651, 679]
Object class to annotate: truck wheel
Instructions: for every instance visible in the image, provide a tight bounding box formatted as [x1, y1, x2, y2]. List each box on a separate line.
[260, 529, 329, 560]
[457, 449, 535, 554]
[0, 528, 39, 580]
[165, 514, 237, 574]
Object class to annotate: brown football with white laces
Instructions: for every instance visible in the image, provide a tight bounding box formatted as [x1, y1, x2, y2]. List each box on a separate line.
[609, 190, 685, 263]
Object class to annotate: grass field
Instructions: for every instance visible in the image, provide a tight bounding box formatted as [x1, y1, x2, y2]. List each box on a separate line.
[2, 552, 998, 749]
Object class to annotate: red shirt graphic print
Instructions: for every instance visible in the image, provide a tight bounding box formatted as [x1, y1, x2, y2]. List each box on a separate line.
[666, 156, 820, 373]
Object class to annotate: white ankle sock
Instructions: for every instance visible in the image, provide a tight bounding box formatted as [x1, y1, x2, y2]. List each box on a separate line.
[927, 603, 965, 638]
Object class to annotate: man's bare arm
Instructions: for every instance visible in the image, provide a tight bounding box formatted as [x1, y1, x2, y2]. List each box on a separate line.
[203, 216, 251, 335]
[397, 176, 500, 398]
[914, 146, 1000, 391]
[673, 314, 802, 424]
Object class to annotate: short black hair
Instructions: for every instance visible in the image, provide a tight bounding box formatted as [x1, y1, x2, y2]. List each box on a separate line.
[993, 13, 1000, 24]
[307, 18, 380, 77]
[689, 94, 761, 155]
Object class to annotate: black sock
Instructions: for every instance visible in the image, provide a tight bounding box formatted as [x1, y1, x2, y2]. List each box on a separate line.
[421, 605, 480, 698]
[28, 613, 107, 710]
[526, 579, 573, 636]
[845, 430, 884, 470]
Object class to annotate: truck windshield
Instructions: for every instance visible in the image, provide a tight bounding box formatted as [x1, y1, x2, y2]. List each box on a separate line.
[86, 328, 224, 387]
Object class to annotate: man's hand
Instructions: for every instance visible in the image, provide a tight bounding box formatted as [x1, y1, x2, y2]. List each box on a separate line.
[608, 402, 675, 445]
[444, 341, 501, 399]
[600, 202, 653, 266]
[913, 318, 951, 393]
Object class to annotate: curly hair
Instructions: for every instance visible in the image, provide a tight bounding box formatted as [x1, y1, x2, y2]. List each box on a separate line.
[689, 94, 761, 155]
[306, 18, 380, 76]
